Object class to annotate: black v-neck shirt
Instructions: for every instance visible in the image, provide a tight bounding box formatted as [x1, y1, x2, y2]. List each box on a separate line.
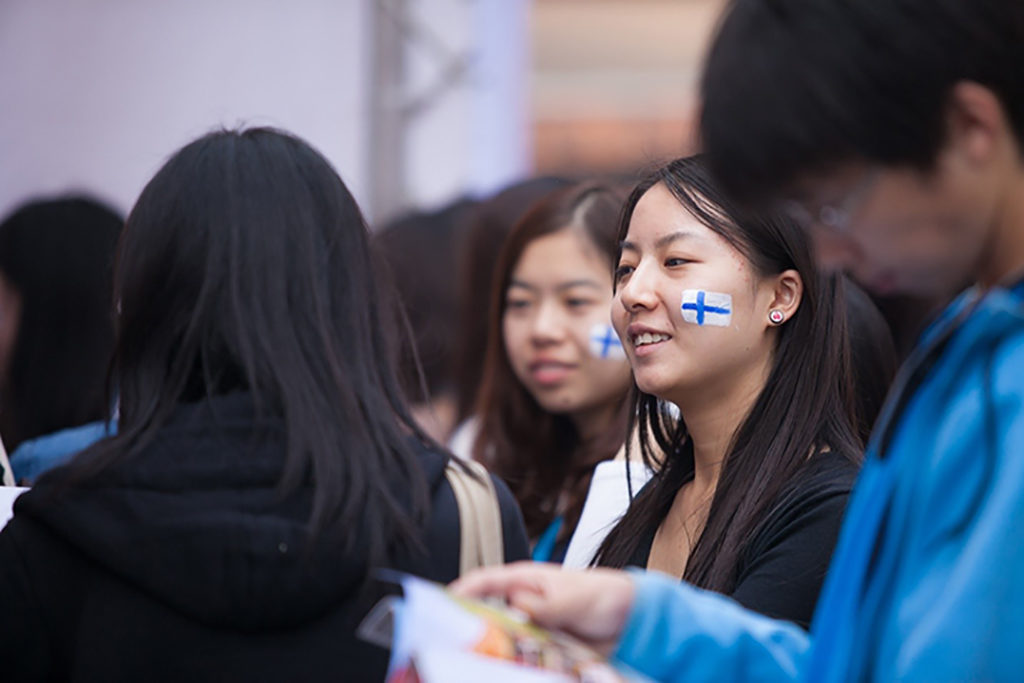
[628, 450, 858, 628]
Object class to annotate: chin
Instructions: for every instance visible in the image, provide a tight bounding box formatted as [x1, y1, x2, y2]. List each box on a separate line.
[633, 376, 676, 402]
[534, 393, 578, 415]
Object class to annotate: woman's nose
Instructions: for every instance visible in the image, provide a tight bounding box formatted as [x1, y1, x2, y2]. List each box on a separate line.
[529, 300, 567, 343]
[618, 262, 659, 312]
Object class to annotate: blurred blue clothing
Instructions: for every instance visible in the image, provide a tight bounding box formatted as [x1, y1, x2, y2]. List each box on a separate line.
[531, 515, 565, 563]
[613, 282, 1024, 681]
[10, 420, 115, 484]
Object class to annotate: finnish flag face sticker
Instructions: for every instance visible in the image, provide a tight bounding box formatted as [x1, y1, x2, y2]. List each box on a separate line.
[589, 323, 626, 360]
[681, 289, 732, 327]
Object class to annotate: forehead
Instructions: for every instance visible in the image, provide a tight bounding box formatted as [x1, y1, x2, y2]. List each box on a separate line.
[626, 184, 733, 255]
[511, 228, 610, 283]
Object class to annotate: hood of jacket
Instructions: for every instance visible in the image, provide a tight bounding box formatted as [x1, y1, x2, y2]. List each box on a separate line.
[14, 393, 447, 632]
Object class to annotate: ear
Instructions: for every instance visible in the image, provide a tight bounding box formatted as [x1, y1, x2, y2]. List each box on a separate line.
[765, 269, 803, 325]
[944, 81, 1011, 168]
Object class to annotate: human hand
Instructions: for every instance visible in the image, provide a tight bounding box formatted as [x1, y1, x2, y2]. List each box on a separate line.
[450, 562, 635, 657]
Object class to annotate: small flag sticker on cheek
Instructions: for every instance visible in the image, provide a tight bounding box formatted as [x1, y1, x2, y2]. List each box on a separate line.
[681, 289, 732, 327]
[589, 324, 626, 359]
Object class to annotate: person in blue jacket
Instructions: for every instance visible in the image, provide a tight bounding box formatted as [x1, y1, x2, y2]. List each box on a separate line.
[453, 0, 1024, 680]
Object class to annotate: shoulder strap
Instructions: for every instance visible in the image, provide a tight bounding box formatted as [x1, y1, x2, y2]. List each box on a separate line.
[444, 458, 504, 575]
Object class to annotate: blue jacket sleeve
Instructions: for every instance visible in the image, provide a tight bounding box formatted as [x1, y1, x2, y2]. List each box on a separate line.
[612, 571, 810, 682]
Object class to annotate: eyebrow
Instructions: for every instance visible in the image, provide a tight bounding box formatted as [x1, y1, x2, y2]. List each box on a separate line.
[508, 278, 604, 292]
[620, 230, 702, 253]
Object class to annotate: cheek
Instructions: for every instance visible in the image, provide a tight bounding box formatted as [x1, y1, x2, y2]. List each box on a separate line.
[502, 316, 530, 369]
[611, 296, 627, 332]
[812, 229, 863, 272]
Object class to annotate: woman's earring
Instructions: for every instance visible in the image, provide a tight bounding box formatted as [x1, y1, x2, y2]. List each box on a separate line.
[768, 309, 786, 325]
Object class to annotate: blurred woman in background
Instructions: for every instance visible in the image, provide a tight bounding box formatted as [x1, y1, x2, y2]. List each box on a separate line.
[469, 183, 632, 563]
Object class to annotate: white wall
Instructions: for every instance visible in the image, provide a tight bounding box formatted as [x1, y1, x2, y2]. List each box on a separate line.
[0, 0, 371, 220]
[401, 0, 531, 213]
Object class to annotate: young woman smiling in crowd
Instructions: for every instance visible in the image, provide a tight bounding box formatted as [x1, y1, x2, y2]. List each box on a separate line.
[593, 156, 864, 627]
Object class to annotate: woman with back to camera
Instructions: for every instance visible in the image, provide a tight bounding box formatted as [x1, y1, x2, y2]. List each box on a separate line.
[468, 183, 634, 563]
[591, 156, 863, 628]
[0, 127, 528, 681]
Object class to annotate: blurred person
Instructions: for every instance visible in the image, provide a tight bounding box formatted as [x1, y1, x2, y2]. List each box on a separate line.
[457, 0, 1024, 680]
[373, 198, 477, 442]
[448, 176, 572, 453]
[470, 182, 632, 563]
[0, 128, 528, 681]
[0, 197, 121, 484]
[587, 157, 860, 628]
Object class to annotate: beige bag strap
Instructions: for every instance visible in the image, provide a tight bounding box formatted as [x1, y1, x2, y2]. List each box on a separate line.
[445, 459, 504, 575]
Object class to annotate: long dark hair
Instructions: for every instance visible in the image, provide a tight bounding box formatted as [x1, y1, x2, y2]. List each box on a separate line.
[62, 128, 433, 563]
[0, 197, 122, 451]
[595, 157, 862, 594]
[453, 177, 572, 424]
[473, 182, 629, 540]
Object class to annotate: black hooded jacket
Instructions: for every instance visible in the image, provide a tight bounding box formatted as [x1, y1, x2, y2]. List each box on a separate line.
[0, 394, 528, 681]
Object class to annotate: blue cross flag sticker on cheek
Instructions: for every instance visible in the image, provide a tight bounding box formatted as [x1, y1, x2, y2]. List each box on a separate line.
[681, 289, 732, 327]
[589, 323, 626, 359]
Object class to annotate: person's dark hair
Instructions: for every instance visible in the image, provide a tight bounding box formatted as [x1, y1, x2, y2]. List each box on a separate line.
[0, 196, 122, 452]
[373, 198, 477, 403]
[473, 182, 628, 540]
[595, 156, 862, 594]
[845, 280, 898, 443]
[453, 177, 572, 424]
[63, 128, 434, 563]
[700, 0, 1024, 203]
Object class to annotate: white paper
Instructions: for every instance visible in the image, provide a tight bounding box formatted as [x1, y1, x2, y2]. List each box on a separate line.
[0, 487, 28, 528]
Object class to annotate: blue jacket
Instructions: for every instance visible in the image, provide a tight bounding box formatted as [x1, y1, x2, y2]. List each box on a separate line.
[9, 420, 115, 484]
[613, 282, 1024, 681]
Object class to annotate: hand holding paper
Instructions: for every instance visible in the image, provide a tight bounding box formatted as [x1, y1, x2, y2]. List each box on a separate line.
[450, 562, 635, 658]
[386, 570, 644, 682]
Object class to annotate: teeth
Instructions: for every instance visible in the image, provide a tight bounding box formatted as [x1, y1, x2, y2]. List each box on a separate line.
[634, 332, 671, 346]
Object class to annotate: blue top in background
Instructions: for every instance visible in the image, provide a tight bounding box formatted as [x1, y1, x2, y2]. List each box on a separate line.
[10, 420, 116, 484]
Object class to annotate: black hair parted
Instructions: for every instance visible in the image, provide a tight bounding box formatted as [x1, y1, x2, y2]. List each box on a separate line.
[701, 0, 1024, 203]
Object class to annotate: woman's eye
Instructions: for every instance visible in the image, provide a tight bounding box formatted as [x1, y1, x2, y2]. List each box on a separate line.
[665, 257, 691, 267]
[566, 298, 593, 308]
[506, 299, 530, 310]
[614, 264, 634, 281]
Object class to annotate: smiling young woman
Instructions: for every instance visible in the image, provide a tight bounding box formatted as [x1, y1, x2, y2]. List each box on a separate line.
[594, 156, 865, 628]
[471, 182, 633, 563]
